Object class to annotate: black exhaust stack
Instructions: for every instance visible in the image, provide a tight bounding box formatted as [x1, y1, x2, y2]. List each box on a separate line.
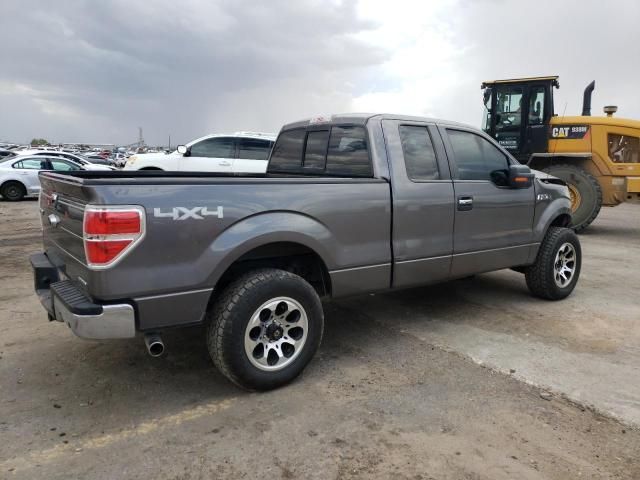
[582, 80, 595, 116]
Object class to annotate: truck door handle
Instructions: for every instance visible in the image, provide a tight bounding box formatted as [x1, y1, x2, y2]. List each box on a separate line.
[457, 196, 473, 211]
[219, 161, 232, 166]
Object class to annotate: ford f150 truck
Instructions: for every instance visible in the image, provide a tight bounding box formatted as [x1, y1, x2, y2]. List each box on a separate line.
[31, 114, 580, 390]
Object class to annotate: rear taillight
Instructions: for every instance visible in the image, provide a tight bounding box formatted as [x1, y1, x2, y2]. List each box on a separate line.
[83, 206, 145, 268]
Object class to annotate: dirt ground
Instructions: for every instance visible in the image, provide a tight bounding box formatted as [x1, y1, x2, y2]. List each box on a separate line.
[1, 199, 639, 480]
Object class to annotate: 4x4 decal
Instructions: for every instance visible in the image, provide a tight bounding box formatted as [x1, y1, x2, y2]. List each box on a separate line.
[153, 206, 224, 220]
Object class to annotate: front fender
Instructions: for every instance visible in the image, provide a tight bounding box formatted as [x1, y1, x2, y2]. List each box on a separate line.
[533, 190, 572, 241]
[203, 211, 336, 287]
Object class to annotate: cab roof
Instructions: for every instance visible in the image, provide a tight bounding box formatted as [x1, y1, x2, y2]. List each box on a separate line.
[481, 76, 559, 88]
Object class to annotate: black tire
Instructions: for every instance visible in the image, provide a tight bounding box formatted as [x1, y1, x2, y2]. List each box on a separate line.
[525, 227, 581, 300]
[541, 164, 602, 232]
[206, 268, 324, 391]
[1, 181, 26, 201]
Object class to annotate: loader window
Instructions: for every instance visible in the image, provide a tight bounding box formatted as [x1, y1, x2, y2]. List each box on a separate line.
[529, 87, 545, 125]
[496, 87, 523, 127]
[609, 134, 640, 163]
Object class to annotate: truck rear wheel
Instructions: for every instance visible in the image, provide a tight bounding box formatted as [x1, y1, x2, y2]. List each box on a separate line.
[206, 268, 324, 391]
[1, 181, 26, 201]
[525, 227, 581, 300]
[542, 164, 601, 232]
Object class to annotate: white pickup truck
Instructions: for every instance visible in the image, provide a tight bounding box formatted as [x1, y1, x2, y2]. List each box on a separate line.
[123, 132, 275, 173]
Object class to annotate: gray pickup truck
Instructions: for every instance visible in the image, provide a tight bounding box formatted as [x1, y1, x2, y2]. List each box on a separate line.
[31, 114, 580, 390]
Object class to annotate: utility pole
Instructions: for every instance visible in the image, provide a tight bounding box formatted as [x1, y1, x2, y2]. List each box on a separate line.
[168, 134, 171, 150]
[138, 127, 144, 149]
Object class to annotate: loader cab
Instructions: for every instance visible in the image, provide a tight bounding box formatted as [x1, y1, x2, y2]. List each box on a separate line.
[482, 76, 558, 162]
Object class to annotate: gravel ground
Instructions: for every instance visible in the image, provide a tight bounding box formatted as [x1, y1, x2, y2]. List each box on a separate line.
[1, 199, 639, 479]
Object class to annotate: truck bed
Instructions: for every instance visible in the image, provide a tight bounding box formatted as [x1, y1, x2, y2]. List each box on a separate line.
[38, 170, 392, 330]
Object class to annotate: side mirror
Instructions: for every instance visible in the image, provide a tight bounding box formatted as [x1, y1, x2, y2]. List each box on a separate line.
[177, 145, 188, 155]
[508, 164, 534, 189]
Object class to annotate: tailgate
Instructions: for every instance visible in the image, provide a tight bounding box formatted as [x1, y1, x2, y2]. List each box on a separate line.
[39, 173, 92, 278]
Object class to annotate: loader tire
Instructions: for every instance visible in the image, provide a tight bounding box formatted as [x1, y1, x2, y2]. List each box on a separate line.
[542, 164, 601, 232]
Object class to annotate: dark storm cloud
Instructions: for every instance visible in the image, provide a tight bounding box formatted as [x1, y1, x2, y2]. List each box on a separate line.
[0, 0, 386, 144]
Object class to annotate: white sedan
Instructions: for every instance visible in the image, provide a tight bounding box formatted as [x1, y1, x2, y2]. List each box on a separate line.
[0, 155, 84, 201]
[124, 132, 275, 173]
[16, 149, 115, 170]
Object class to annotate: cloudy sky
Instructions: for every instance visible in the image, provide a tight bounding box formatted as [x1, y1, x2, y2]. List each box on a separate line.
[1, 0, 639, 146]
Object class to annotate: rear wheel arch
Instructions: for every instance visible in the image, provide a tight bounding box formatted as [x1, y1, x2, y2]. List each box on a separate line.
[212, 241, 332, 300]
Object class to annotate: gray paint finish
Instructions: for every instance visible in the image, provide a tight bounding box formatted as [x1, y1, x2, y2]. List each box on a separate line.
[35, 114, 572, 332]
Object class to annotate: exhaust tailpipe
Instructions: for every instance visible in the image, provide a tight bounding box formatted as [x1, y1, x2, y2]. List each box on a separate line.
[582, 80, 595, 116]
[144, 333, 165, 357]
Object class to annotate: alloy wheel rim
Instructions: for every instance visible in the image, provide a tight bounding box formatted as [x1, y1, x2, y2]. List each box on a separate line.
[554, 242, 576, 288]
[244, 297, 308, 371]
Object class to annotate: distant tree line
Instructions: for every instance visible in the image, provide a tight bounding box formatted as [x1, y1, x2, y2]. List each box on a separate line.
[30, 138, 49, 146]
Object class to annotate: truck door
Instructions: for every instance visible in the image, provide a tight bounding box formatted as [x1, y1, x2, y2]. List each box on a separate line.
[381, 119, 455, 289]
[439, 126, 535, 277]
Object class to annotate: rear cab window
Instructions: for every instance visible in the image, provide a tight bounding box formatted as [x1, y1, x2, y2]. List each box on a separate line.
[268, 124, 372, 177]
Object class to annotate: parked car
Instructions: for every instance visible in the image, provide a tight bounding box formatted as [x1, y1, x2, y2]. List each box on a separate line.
[0, 155, 84, 200]
[123, 132, 275, 173]
[18, 150, 115, 170]
[31, 114, 580, 390]
[111, 153, 127, 168]
[82, 154, 116, 167]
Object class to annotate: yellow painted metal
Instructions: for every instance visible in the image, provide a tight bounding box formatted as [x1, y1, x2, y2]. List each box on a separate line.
[628, 177, 640, 193]
[547, 115, 640, 206]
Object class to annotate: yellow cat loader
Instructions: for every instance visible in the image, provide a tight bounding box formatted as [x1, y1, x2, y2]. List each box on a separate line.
[481, 76, 640, 231]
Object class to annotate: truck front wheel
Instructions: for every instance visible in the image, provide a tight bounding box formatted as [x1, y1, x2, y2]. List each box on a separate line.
[525, 227, 581, 300]
[206, 268, 324, 391]
[542, 164, 602, 232]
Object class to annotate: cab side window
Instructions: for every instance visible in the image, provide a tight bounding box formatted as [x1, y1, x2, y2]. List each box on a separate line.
[190, 137, 235, 158]
[447, 129, 509, 182]
[399, 125, 439, 181]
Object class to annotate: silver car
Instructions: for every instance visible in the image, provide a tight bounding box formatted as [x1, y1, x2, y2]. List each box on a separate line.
[0, 155, 84, 201]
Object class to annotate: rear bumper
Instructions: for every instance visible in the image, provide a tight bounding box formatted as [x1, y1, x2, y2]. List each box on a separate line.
[30, 253, 135, 339]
